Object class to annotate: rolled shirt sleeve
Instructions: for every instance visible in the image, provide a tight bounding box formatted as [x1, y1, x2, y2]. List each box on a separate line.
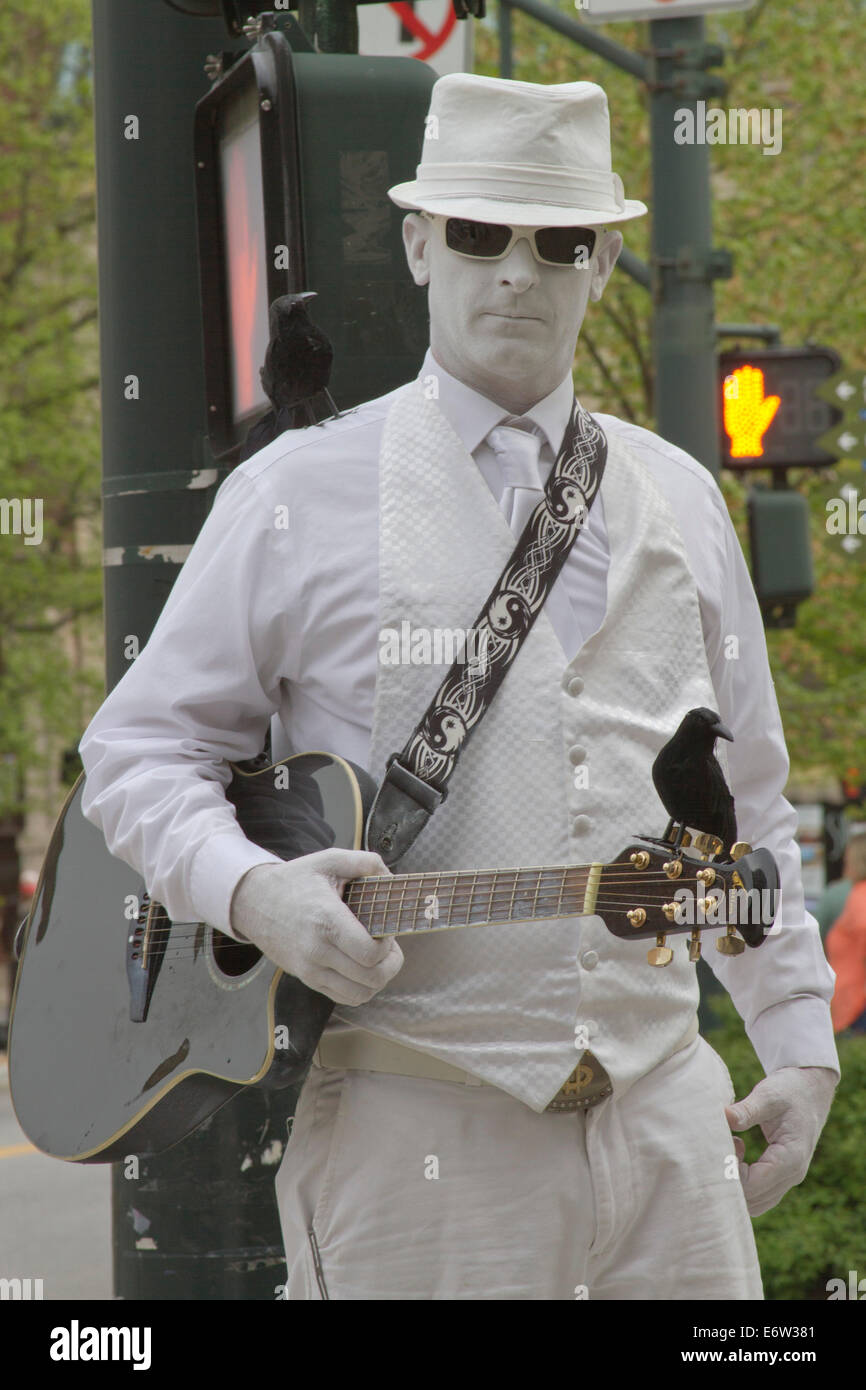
[701, 479, 839, 1079]
[606, 419, 839, 1081]
[79, 467, 292, 934]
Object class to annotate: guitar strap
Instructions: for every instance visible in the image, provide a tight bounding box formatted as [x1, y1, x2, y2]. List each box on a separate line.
[365, 395, 607, 868]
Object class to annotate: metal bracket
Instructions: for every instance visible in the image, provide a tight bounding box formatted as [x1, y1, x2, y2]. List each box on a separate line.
[716, 323, 782, 346]
[645, 40, 726, 69]
[654, 245, 734, 285]
[644, 40, 728, 100]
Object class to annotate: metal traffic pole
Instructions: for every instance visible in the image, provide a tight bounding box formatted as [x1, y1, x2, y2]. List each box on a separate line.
[91, 0, 300, 1300]
[647, 15, 731, 479]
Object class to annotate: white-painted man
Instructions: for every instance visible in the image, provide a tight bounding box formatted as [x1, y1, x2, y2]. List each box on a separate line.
[79, 74, 838, 1300]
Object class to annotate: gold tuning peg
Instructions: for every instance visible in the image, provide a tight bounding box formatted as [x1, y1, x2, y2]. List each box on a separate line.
[627, 908, 647, 928]
[647, 933, 674, 967]
[663, 859, 683, 880]
[692, 832, 724, 861]
[729, 841, 752, 860]
[716, 925, 745, 956]
[688, 930, 702, 962]
[629, 851, 650, 870]
[696, 866, 716, 887]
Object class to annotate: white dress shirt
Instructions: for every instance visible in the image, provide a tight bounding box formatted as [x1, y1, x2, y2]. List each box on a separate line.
[78, 348, 840, 1078]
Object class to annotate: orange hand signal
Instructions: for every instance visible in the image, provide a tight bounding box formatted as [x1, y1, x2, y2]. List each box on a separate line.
[723, 365, 781, 459]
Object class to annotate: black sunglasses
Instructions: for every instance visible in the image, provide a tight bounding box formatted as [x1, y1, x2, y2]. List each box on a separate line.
[439, 217, 598, 267]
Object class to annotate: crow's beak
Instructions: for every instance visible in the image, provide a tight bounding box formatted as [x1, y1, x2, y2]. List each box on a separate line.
[713, 721, 734, 743]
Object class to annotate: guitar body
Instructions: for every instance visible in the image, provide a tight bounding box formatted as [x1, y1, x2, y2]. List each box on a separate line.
[8, 751, 375, 1163]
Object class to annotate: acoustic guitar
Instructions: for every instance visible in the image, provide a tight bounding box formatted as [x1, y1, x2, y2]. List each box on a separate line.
[8, 749, 778, 1162]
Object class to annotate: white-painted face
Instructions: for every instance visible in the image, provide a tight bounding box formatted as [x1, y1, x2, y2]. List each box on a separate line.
[402, 213, 623, 414]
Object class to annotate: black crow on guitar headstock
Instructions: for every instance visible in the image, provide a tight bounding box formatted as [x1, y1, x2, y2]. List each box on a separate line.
[652, 707, 737, 856]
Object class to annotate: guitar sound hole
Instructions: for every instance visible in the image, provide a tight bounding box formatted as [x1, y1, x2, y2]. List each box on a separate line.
[212, 930, 262, 977]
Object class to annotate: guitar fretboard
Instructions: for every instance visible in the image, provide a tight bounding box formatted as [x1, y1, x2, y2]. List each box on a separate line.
[344, 864, 603, 938]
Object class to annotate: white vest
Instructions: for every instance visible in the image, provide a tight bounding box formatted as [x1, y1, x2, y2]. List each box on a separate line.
[341, 381, 723, 1112]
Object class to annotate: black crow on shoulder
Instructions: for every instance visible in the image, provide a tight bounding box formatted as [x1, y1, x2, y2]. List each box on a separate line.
[239, 291, 339, 461]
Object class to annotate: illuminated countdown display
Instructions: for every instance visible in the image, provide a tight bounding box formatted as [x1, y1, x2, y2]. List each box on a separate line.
[718, 346, 843, 470]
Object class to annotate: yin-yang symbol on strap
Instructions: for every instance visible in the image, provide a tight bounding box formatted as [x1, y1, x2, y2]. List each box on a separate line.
[487, 592, 531, 639]
[548, 476, 587, 526]
[423, 707, 467, 754]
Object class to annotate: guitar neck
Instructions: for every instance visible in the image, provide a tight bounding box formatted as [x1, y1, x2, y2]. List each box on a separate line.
[344, 863, 603, 938]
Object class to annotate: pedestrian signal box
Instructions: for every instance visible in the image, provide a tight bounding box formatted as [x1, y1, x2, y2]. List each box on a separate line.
[747, 484, 814, 628]
[718, 346, 843, 470]
[194, 29, 436, 457]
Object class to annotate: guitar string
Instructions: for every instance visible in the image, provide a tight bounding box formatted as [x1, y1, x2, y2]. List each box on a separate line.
[123, 870, 726, 920]
[129, 891, 742, 957]
[124, 866, 741, 951]
[129, 876, 728, 936]
[133, 912, 745, 963]
[130, 879, 713, 930]
[134, 921, 732, 961]
[342, 870, 719, 887]
[126, 868, 727, 925]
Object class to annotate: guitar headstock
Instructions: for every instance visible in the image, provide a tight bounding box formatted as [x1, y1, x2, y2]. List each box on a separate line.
[600, 834, 780, 966]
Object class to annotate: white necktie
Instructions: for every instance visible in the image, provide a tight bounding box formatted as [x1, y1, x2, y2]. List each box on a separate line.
[486, 419, 547, 537]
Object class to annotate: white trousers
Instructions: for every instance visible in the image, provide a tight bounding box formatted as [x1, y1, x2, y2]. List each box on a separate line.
[274, 1034, 763, 1300]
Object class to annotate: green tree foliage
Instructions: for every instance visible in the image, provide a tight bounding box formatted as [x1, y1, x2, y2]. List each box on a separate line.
[477, 0, 866, 784]
[0, 1, 101, 816]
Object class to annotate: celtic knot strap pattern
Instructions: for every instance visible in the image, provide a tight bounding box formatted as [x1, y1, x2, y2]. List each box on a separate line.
[399, 397, 607, 792]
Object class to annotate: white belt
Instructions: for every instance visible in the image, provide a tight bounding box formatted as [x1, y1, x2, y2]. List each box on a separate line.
[316, 1029, 487, 1086]
[314, 1013, 700, 1092]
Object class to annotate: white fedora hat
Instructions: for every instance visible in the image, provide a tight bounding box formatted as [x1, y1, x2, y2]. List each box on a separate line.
[388, 73, 647, 228]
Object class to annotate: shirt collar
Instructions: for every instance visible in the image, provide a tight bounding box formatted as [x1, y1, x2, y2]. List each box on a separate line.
[416, 348, 576, 457]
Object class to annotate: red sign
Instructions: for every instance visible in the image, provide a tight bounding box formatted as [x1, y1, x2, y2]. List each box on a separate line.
[388, 2, 457, 62]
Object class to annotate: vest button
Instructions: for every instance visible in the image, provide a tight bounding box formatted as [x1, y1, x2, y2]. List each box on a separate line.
[568, 744, 587, 765]
[565, 676, 584, 696]
[571, 815, 592, 835]
[581, 950, 599, 971]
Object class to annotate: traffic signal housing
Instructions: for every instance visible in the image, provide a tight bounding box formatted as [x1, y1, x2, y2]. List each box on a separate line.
[719, 345, 843, 470]
[747, 483, 814, 629]
[194, 28, 436, 457]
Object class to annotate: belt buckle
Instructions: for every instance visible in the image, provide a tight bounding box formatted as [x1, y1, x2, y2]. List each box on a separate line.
[546, 1053, 613, 1113]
